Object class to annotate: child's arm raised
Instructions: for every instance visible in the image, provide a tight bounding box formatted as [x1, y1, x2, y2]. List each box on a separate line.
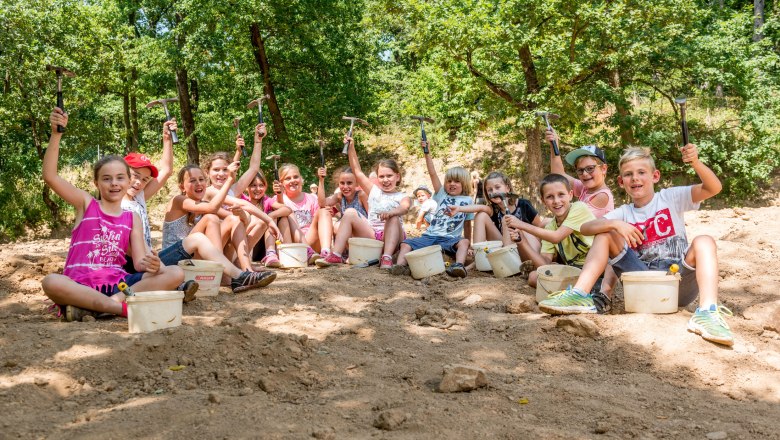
[42, 108, 91, 212]
[143, 119, 176, 200]
[423, 141, 442, 193]
[233, 123, 267, 196]
[683, 143, 722, 203]
[316, 167, 332, 207]
[546, 130, 577, 187]
[346, 135, 374, 194]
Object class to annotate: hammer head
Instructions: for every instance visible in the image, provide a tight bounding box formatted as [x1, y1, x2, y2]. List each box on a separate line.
[410, 115, 435, 124]
[342, 116, 369, 126]
[534, 111, 560, 120]
[233, 118, 241, 129]
[46, 65, 75, 77]
[247, 95, 270, 109]
[266, 154, 281, 161]
[146, 97, 179, 109]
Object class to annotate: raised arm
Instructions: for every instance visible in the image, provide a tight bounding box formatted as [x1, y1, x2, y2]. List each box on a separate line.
[181, 166, 237, 215]
[316, 167, 329, 207]
[423, 141, 442, 193]
[233, 123, 266, 196]
[546, 129, 577, 187]
[143, 119, 176, 200]
[346, 135, 374, 194]
[42, 108, 91, 211]
[682, 143, 722, 203]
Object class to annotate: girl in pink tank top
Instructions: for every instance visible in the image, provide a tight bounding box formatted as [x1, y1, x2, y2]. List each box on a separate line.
[41, 108, 184, 321]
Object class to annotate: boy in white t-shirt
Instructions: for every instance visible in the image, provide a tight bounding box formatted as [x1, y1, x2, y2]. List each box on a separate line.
[413, 186, 438, 230]
[539, 145, 734, 346]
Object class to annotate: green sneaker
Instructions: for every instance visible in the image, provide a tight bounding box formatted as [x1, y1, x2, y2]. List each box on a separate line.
[538, 286, 597, 315]
[687, 304, 734, 346]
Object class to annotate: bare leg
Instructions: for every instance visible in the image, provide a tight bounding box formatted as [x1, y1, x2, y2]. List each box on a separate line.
[245, 216, 267, 252]
[395, 243, 413, 266]
[685, 235, 719, 307]
[472, 212, 502, 243]
[191, 214, 222, 249]
[573, 231, 622, 295]
[42, 274, 124, 315]
[381, 219, 403, 257]
[455, 239, 470, 264]
[132, 265, 184, 292]
[183, 232, 243, 279]
[332, 209, 374, 255]
[229, 220, 252, 270]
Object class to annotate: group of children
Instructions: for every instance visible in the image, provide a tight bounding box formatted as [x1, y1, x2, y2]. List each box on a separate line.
[42, 106, 734, 346]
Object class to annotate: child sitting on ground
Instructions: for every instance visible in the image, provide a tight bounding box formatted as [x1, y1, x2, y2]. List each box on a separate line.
[538, 145, 734, 346]
[41, 108, 183, 321]
[390, 141, 474, 278]
[245, 171, 292, 267]
[413, 186, 437, 230]
[503, 174, 596, 288]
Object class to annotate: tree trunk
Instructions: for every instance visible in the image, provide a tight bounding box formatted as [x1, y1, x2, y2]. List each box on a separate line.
[130, 68, 139, 151]
[524, 126, 544, 207]
[754, 0, 765, 42]
[176, 68, 199, 164]
[249, 23, 288, 142]
[122, 89, 132, 153]
[608, 69, 635, 146]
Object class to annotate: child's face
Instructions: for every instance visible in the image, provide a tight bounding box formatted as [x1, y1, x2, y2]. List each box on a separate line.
[248, 178, 267, 202]
[617, 159, 660, 202]
[127, 167, 153, 198]
[95, 161, 130, 203]
[181, 169, 208, 201]
[416, 191, 429, 203]
[485, 177, 510, 204]
[541, 181, 573, 220]
[376, 166, 400, 192]
[339, 172, 357, 197]
[445, 178, 463, 196]
[281, 169, 303, 196]
[574, 156, 607, 190]
[208, 159, 230, 188]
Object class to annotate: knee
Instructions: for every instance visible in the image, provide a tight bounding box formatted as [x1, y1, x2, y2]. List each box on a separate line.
[475, 212, 489, 222]
[692, 235, 716, 251]
[457, 239, 470, 248]
[201, 213, 220, 225]
[164, 266, 185, 284]
[41, 274, 59, 295]
[343, 208, 358, 219]
[399, 243, 412, 252]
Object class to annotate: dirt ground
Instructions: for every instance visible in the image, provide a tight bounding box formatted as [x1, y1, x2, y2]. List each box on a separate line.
[2, 197, 780, 439]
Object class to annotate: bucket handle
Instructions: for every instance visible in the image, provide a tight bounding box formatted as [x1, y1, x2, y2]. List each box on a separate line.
[279, 247, 309, 266]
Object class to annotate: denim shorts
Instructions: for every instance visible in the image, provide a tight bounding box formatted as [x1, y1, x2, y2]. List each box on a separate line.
[610, 246, 698, 306]
[159, 239, 194, 267]
[403, 235, 465, 255]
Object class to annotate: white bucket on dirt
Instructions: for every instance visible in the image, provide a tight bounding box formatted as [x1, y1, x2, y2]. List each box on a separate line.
[348, 237, 384, 265]
[486, 245, 522, 278]
[178, 259, 224, 297]
[536, 264, 582, 303]
[472, 240, 503, 271]
[278, 243, 309, 268]
[406, 245, 446, 279]
[127, 291, 184, 334]
[622, 271, 680, 314]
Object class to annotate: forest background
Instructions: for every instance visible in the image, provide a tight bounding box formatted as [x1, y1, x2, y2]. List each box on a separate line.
[0, 0, 778, 241]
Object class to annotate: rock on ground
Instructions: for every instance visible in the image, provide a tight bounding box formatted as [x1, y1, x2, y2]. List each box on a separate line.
[373, 409, 408, 431]
[438, 364, 488, 393]
[743, 300, 780, 332]
[556, 316, 599, 338]
[505, 296, 535, 314]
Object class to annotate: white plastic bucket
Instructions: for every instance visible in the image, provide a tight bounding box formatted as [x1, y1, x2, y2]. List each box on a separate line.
[536, 264, 582, 303]
[278, 243, 309, 268]
[486, 245, 522, 278]
[127, 291, 184, 334]
[178, 259, 224, 297]
[472, 241, 503, 272]
[406, 245, 446, 279]
[622, 271, 680, 314]
[348, 237, 384, 265]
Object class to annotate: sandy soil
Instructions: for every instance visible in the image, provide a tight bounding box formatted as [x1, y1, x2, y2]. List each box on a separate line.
[2, 199, 780, 439]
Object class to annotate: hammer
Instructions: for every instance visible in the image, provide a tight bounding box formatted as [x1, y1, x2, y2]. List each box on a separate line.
[674, 97, 689, 146]
[146, 98, 179, 144]
[233, 117, 246, 157]
[535, 111, 560, 156]
[317, 138, 326, 168]
[247, 95, 269, 124]
[267, 154, 281, 182]
[342, 116, 368, 154]
[46, 65, 75, 133]
[411, 115, 434, 154]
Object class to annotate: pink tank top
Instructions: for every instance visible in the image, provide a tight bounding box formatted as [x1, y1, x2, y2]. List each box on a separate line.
[573, 180, 615, 218]
[63, 199, 133, 290]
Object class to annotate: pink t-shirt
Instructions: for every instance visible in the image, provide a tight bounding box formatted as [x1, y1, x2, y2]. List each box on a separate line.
[242, 194, 276, 214]
[283, 192, 320, 233]
[63, 199, 133, 290]
[572, 179, 615, 218]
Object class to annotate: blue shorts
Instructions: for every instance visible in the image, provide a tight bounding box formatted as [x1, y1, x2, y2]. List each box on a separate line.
[159, 239, 194, 267]
[610, 246, 698, 306]
[403, 235, 466, 255]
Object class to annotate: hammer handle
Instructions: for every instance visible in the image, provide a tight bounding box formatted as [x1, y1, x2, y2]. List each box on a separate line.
[550, 139, 559, 156]
[56, 92, 65, 133]
[162, 107, 179, 144]
[342, 124, 354, 155]
[258, 106, 264, 124]
[679, 107, 689, 146]
[421, 127, 429, 154]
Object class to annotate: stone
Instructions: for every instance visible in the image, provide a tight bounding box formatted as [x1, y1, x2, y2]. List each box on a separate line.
[258, 377, 276, 393]
[82, 315, 96, 323]
[373, 409, 408, 431]
[556, 316, 599, 338]
[706, 431, 728, 440]
[208, 392, 221, 404]
[743, 300, 780, 332]
[311, 428, 336, 439]
[506, 297, 535, 314]
[439, 364, 488, 393]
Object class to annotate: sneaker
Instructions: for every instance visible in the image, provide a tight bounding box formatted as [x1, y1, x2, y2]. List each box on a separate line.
[446, 262, 467, 278]
[260, 252, 281, 269]
[231, 270, 277, 293]
[315, 252, 346, 268]
[307, 247, 321, 265]
[389, 264, 411, 276]
[538, 286, 597, 315]
[687, 304, 734, 346]
[179, 280, 199, 303]
[592, 291, 612, 314]
[65, 305, 97, 322]
[379, 255, 393, 270]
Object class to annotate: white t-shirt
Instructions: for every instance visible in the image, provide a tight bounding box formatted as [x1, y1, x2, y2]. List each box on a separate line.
[121, 192, 151, 249]
[604, 186, 699, 264]
[424, 188, 474, 238]
[419, 198, 437, 222]
[368, 186, 408, 231]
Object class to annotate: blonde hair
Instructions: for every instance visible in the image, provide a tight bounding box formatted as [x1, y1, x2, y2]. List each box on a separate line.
[619, 147, 655, 171]
[278, 163, 300, 181]
[444, 166, 472, 196]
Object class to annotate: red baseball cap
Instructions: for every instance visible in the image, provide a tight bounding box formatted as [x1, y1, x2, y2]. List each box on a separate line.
[124, 153, 159, 178]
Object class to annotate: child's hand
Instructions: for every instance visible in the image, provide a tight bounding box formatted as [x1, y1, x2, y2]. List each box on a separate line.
[508, 228, 522, 242]
[445, 205, 459, 217]
[235, 135, 245, 153]
[272, 180, 282, 194]
[255, 123, 266, 140]
[421, 140, 429, 151]
[317, 167, 327, 179]
[378, 210, 395, 221]
[227, 161, 240, 176]
[343, 135, 353, 146]
[545, 129, 558, 144]
[503, 214, 522, 229]
[680, 143, 699, 165]
[268, 221, 282, 240]
[615, 221, 644, 248]
[162, 119, 177, 142]
[50, 107, 68, 132]
[140, 250, 161, 274]
[231, 206, 250, 225]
